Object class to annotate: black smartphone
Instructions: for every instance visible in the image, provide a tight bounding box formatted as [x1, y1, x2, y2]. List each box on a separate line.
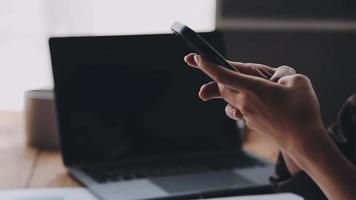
[171, 21, 239, 72]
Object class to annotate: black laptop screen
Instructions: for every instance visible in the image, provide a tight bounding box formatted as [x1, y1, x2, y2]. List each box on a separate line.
[50, 33, 241, 166]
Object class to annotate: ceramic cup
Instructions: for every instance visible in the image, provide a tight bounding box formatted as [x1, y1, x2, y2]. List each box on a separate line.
[25, 89, 59, 149]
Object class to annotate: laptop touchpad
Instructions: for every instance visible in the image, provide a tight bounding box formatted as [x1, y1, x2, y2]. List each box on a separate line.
[150, 171, 253, 193]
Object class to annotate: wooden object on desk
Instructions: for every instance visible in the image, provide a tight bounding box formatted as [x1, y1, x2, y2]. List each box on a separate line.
[28, 150, 80, 187]
[0, 112, 278, 189]
[0, 112, 80, 189]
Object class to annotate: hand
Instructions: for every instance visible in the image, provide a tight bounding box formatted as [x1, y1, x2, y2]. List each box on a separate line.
[185, 53, 302, 174]
[184, 53, 356, 200]
[184, 53, 326, 154]
[185, 53, 296, 121]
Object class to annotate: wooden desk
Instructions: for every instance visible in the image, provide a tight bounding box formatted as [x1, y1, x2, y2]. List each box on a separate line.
[0, 112, 278, 189]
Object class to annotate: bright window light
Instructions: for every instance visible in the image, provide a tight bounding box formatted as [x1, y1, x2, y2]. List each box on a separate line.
[0, 0, 216, 111]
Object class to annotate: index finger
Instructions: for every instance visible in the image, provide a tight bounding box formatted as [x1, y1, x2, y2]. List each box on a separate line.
[186, 53, 277, 80]
[193, 54, 276, 94]
[230, 62, 276, 79]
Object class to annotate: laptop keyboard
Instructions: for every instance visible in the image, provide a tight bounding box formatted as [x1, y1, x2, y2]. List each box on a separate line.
[81, 156, 264, 183]
[83, 165, 212, 183]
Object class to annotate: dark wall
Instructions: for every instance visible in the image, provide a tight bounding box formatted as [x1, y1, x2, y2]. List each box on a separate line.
[222, 30, 356, 125]
[221, 0, 356, 19]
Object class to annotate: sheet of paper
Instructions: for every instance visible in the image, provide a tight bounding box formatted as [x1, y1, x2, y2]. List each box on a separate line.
[208, 193, 303, 200]
[0, 188, 303, 200]
[0, 188, 98, 200]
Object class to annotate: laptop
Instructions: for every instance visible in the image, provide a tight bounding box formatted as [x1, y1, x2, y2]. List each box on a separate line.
[49, 32, 274, 200]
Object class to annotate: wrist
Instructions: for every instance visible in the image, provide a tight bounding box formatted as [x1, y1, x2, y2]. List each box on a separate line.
[286, 127, 330, 168]
[286, 126, 352, 177]
[285, 128, 356, 199]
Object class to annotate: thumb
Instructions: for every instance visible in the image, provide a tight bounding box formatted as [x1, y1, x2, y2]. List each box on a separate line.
[270, 65, 296, 82]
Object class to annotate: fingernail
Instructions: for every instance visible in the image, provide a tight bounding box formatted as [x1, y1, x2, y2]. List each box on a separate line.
[232, 109, 236, 116]
[199, 96, 208, 101]
[198, 87, 206, 101]
[194, 54, 200, 64]
[198, 93, 207, 101]
[190, 54, 198, 66]
[198, 92, 210, 102]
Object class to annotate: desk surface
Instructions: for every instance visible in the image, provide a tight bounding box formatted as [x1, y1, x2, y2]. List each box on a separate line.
[0, 112, 278, 189]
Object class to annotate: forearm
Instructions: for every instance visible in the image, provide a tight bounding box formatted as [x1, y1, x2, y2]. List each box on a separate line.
[289, 129, 356, 200]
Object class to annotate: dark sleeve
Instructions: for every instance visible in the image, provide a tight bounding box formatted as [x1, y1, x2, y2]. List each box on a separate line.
[269, 94, 356, 200]
[270, 153, 327, 200]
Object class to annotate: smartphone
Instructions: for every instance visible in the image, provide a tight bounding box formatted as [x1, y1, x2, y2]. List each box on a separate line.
[171, 21, 239, 72]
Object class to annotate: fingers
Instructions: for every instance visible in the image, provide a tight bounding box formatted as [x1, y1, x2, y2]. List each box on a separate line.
[225, 104, 243, 120]
[270, 65, 296, 82]
[184, 53, 197, 67]
[185, 53, 276, 79]
[199, 81, 241, 109]
[202, 82, 254, 118]
[218, 84, 251, 117]
[230, 62, 276, 79]
[199, 81, 221, 101]
[199, 81, 244, 121]
[193, 54, 276, 94]
[186, 53, 243, 91]
[217, 83, 242, 109]
[199, 82, 244, 120]
[278, 74, 310, 87]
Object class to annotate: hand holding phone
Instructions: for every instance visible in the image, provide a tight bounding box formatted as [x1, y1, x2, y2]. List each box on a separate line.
[171, 22, 239, 72]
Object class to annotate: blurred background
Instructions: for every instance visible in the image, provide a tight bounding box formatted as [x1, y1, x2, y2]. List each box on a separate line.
[0, 0, 356, 125]
[0, 0, 215, 111]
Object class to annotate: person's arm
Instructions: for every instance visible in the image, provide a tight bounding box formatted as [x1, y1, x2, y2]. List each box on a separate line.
[290, 128, 356, 200]
[184, 53, 356, 200]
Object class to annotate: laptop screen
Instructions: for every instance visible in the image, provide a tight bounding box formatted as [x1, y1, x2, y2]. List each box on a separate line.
[50, 33, 241, 166]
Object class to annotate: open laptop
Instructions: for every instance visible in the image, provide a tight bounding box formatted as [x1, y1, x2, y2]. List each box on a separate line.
[49, 32, 274, 200]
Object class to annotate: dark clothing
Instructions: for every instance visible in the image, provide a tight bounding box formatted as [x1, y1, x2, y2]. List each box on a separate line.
[270, 95, 356, 200]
